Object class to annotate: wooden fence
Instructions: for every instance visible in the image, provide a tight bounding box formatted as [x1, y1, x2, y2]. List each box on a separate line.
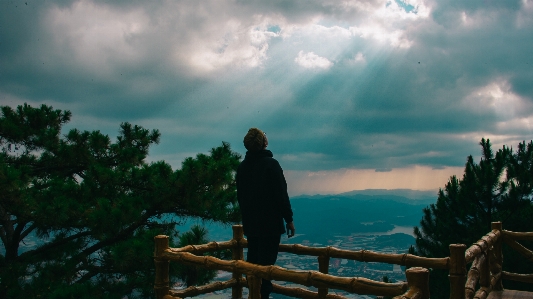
[153, 221, 533, 299]
[462, 222, 533, 299]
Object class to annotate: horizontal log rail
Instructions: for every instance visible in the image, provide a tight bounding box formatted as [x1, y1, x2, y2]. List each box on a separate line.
[278, 244, 449, 269]
[168, 240, 241, 254]
[154, 222, 533, 299]
[169, 276, 373, 299]
[502, 271, 533, 284]
[502, 230, 533, 241]
[464, 229, 500, 264]
[462, 222, 533, 299]
[173, 280, 364, 299]
[168, 238, 450, 269]
[502, 235, 533, 262]
[154, 224, 431, 299]
[497, 228, 533, 289]
[164, 251, 409, 297]
[272, 283, 348, 299]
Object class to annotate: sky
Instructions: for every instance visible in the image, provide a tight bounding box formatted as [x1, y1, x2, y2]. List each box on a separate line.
[1, 0, 532, 196]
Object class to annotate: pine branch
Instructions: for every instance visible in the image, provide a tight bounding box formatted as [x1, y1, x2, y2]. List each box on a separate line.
[18, 222, 37, 241]
[72, 213, 152, 265]
[12, 220, 28, 246]
[18, 231, 92, 261]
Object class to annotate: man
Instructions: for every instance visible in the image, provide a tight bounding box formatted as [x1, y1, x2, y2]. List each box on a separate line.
[236, 128, 295, 299]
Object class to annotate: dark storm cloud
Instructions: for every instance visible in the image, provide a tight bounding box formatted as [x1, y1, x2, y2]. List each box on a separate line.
[252, 0, 533, 170]
[1, 0, 532, 182]
[0, 0, 229, 122]
[1, 1, 180, 120]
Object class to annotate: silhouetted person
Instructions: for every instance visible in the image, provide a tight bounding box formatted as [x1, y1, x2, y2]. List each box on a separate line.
[237, 128, 295, 299]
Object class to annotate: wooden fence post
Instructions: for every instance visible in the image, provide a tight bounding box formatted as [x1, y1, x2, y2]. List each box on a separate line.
[405, 267, 430, 299]
[248, 274, 261, 299]
[491, 221, 503, 291]
[232, 225, 245, 299]
[449, 244, 466, 299]
[154, 235, 170, 299]
[317, 255, 330, 299]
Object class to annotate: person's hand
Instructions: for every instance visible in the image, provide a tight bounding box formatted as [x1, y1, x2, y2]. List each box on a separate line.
[286, 222, 295, 238]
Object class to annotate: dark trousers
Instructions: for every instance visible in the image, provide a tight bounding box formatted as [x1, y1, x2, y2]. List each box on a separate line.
[246, 234, 281, 298]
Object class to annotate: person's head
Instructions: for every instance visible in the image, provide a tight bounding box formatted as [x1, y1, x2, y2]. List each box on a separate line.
[243, 128, 268, 151]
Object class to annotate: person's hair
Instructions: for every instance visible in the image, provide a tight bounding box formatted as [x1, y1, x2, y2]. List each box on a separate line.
[243, 128, 265, 151]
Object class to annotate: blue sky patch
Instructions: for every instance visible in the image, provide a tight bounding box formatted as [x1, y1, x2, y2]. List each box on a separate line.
[388, 0, 417, 13]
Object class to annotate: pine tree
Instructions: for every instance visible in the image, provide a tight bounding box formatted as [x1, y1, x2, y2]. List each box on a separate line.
[0, 104, 241, 299]
[380, 276, 393, 299]
[413, 139, 533, 298]
[174, 224, 232, 287]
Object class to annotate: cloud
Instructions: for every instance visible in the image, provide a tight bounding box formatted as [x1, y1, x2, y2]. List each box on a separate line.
[350, 26, 413, 48]
[353, 52, 366, 63]
[516, 0, 533, 28]
[462, 79, 533, 121]
[186, 19, 281, 73]
[1, 0, 533, 194]
[46, 1, 150, 75]
[294, 51, 333, 69]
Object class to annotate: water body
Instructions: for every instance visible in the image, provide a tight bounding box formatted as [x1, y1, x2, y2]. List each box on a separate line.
[358, 225, 415, 237]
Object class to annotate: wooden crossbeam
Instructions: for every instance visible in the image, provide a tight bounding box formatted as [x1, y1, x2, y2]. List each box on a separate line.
[272, 283, 347, 299]
[503, 237, 533, 263]
[502, 271, 533, 284]
[465, 230, 501, 264]
[279, 244, 449, 269]
[164, 251, 409, 297]
[503, 230, 533, 241]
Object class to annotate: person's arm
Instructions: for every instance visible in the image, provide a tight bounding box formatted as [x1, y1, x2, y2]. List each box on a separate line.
[272, 160, 295, 237]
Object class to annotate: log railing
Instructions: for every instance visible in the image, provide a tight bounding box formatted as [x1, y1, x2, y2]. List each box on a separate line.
[462, 222, 502, 299]
[154, 225, 434, 299]
[501, 226, 533, 285]
[461, 221, 533, 299]
[154, 222, 533, 299]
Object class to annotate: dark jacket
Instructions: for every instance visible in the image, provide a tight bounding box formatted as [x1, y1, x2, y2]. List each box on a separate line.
[236, 150, 293, 236]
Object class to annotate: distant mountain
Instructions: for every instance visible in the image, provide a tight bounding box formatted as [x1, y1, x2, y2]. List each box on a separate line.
[289, 193, 427, 243]
[293, 189, 437, 205]
[177, 189, 434, 244]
